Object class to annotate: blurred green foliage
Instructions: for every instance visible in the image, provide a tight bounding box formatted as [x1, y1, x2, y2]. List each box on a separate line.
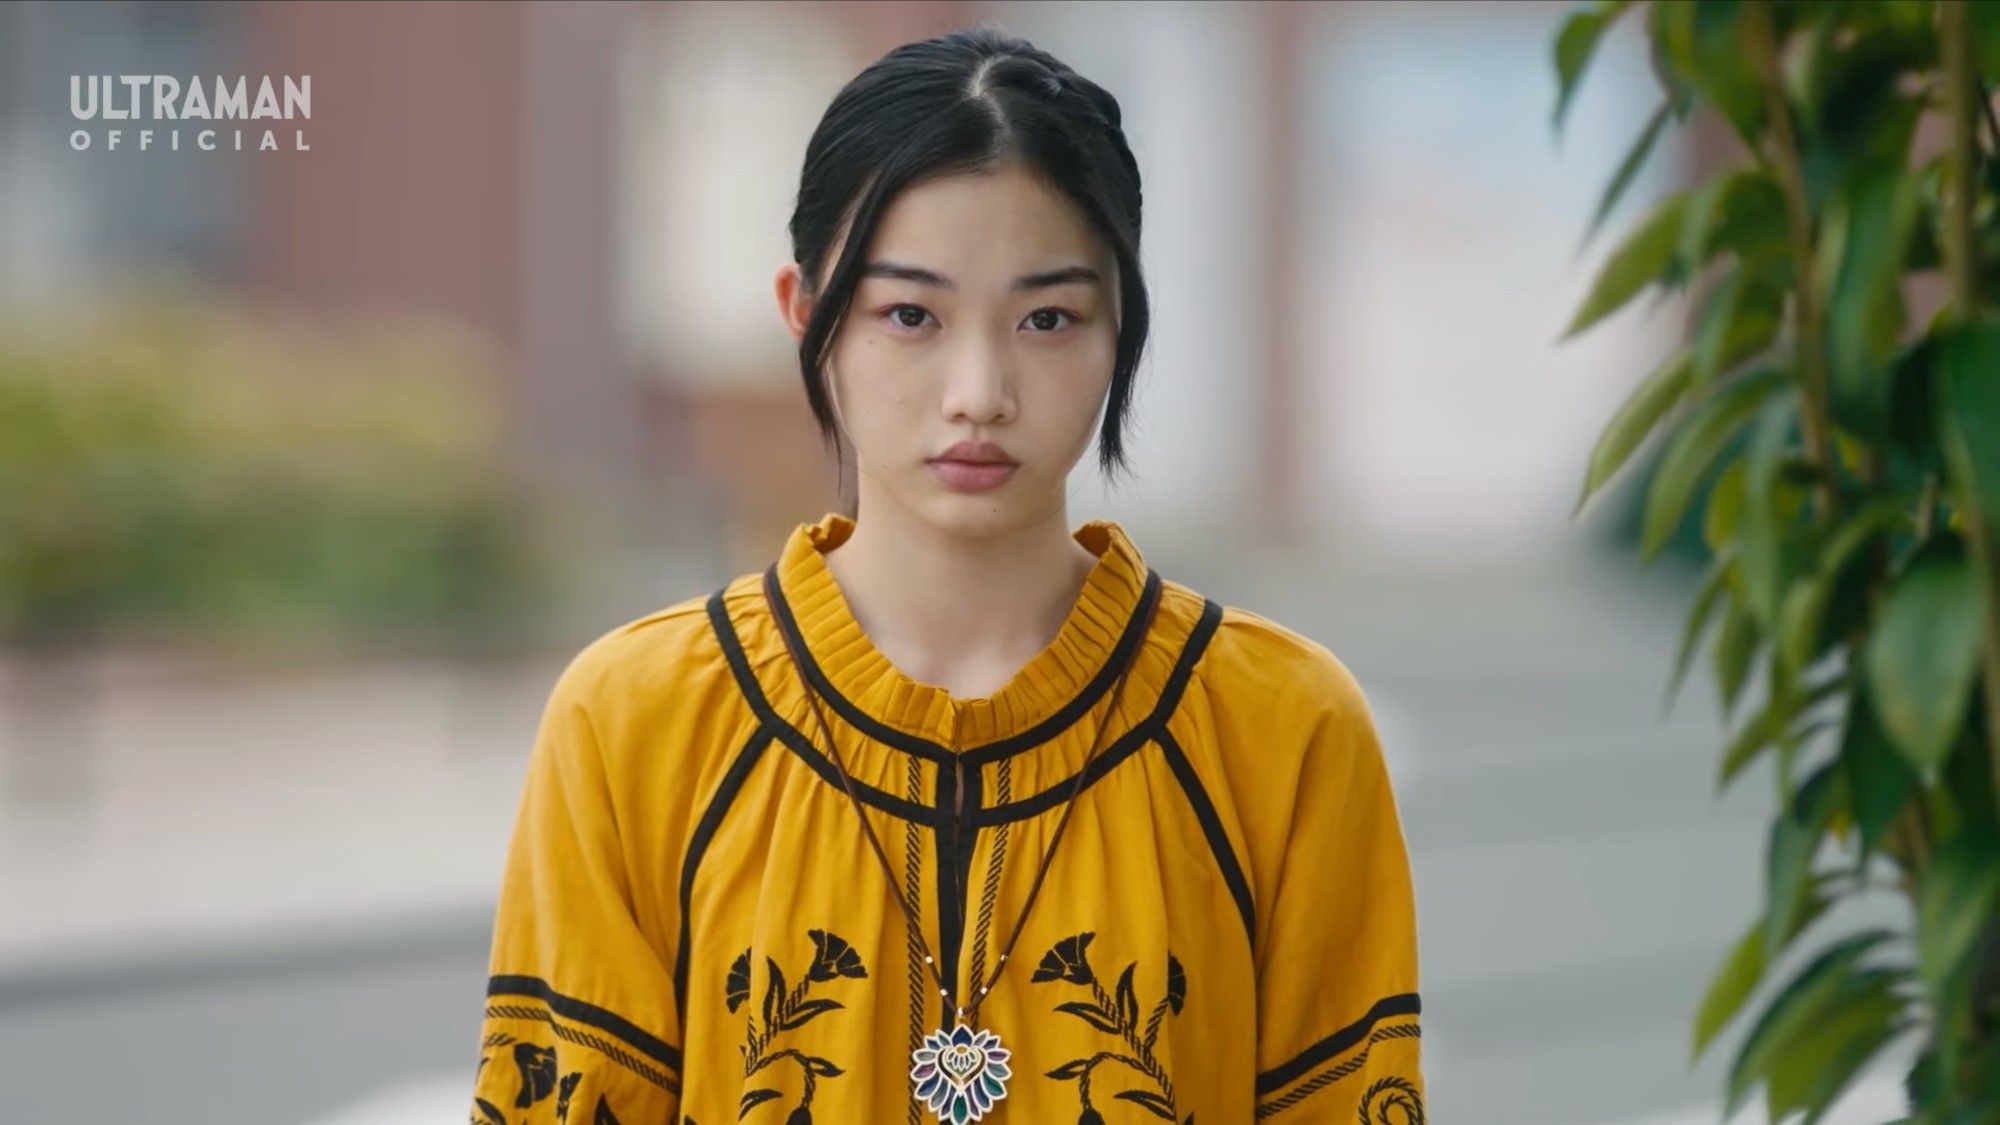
[1558, 0, 2000, 1119]
[0, 295, 561, 653]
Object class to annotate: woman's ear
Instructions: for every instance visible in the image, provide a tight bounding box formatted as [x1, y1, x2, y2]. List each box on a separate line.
[773, 261, 812, 343]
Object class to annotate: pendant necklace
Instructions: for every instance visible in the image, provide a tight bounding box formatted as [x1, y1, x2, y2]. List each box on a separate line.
[764, 566, 1155, 1124]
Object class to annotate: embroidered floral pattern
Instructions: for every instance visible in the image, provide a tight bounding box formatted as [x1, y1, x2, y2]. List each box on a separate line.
[731, 928, 871, 1121]
[1033, 932, 1192, 1124]
[469, 1039, 625, 1125]
[514, 1043, 560, 1108]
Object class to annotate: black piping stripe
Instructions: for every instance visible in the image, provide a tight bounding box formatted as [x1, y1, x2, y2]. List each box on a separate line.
[1253, 1026, 1422, 1119]
[773, 714, 941, 822]
[934, 759, 981, 1011]
[964, 568, 1164, 763]
[972, 595, 1222, 826]
[763, 562, 1164, 765]
[968, 721, 1154, 825]
[1254, 992, 1423, 1095]
[675, 722, 775, 1017]
[1156, 726, 1256, 950]
[708, 586, 1226, 832]
[707, 589, 938, 823]
[485, 974, 684, 1074]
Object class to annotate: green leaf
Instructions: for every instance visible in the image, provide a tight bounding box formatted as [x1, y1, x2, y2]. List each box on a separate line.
[1679, 169, 1788, 273]
[1704, 458, 1748, 554]
[1797, 15, 1926, 204]
[1940, 1100, 2000, 1125]
[1691, 266, 1783, 387]
[1916, 829, 2000, 1003]
[1763, 761, 1846, 961]
[1717, 674, 1843, 792]
[1676, 174, 1733, 272]
[1644, 0, 1698, 119]
[1725, 930, 1900, 1116]
[1776, 576, 1823, 676]
[1841, 677, 1917, 859]
[1973, 0, 2000, 84]
[1826, 164, 1920, 438]
[1820, 497, 1910, 579]
[1583, 102, 1672, 246]
[1643, 368, 1786, 559]
[1938, 320, 2000, 534]
[1565, 189, 1692, 340]
[1718, 693, 1784, 791]
[1694, 918, 1773, 1064]
[1765, 984, 1906, 1123]
[1577, 351, 1695, 516]
[1712, 592, 1761, 718]
[1864, 536, 1984, 774]
[1666, 547, 1736, 714]
[1554, 1, 1635, 130]
[1692, 877, 1834, 1062]
[1941, 710, 2000, 843]
[1655, 0, 1767, 146]
[1779, 499, 1908, 677]
[1887, 333, 1943, 470]
[1737, 390, 1804, 631]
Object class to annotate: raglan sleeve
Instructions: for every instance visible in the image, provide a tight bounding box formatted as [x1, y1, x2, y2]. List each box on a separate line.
[1251, 661, 1426, 1121]
[468, 660, 684, 1125]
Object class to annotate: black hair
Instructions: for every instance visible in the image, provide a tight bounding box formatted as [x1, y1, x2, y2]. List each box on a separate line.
[787, 24, 1150, 513]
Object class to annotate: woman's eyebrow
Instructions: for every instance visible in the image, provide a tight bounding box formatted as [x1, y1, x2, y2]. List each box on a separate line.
[861, 260, 1102, 292]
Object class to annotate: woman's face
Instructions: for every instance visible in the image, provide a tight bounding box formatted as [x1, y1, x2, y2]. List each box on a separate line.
[779, 162, 1121, 537]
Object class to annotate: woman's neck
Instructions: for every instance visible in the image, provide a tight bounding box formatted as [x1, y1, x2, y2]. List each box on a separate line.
[821, 500, 1100, 700]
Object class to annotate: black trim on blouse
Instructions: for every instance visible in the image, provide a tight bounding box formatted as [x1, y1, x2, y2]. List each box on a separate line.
[762, 561, 1163, 765]
[706, 585, 1223, 831]
[1157, 725, 1257, 949]
[674, 723, 777, 1018]
[485, 974, 685, 1075]
[1254, 992, 1424, 1095]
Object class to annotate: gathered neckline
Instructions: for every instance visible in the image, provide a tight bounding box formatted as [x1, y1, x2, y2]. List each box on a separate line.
[765, 511, 1155, 751]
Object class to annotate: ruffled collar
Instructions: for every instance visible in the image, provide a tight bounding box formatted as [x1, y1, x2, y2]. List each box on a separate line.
[763, 511, 1155, 751]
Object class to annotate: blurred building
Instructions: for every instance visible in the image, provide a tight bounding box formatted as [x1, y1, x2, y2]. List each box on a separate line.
[2, 0, 1681, 571]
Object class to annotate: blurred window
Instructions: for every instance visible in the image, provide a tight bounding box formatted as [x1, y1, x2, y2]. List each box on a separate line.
[615, 4, 854, 388]
[0, 1, 245, 305]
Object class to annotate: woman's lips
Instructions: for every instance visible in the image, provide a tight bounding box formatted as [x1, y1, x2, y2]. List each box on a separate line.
[927, 458, 1019, 492]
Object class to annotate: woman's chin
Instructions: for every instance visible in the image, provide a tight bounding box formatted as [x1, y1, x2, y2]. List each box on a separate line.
[900, 485, 1052, 540]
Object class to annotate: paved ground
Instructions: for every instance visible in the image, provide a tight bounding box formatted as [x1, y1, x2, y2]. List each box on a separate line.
[0, 538, 1916, 1124]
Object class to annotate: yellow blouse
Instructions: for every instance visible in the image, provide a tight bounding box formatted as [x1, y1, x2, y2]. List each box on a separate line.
[469, 512, 1425, 1125]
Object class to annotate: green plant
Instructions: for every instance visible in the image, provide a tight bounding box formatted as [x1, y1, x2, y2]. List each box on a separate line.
[1557, 0, 2000, 1119]
[0, 293, 560, 654]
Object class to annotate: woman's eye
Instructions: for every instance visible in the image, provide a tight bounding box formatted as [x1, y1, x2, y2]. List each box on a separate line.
[1024, 308, 1074, 333]
[886, 304, 933, 330]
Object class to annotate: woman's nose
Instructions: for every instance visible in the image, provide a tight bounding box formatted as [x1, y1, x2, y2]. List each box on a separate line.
[939, 336, 1016, 424]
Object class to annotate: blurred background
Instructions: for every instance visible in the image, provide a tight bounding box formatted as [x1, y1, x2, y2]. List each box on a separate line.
[0, 1, 1912, 1121]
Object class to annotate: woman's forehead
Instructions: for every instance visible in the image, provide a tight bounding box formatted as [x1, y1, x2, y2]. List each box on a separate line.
[864, 167, 1110, 281]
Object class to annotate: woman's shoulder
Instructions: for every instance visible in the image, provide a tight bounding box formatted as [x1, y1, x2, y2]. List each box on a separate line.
[550, 590, 727, 706]
[531, 584, 761, 780]
[1161, 583, 1394, 865]
[1167, 579, 1372, 730]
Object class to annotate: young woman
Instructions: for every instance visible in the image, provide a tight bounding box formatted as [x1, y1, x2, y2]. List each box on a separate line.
[470, 26, 1424, 1125]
